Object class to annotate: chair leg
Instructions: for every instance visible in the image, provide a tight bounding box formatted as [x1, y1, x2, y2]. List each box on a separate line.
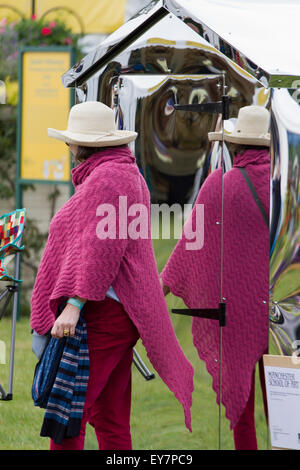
[0, 384, 12, 400]
[0, 252, 21, 400]
[0, 383, 6, 399]
[7, 288, 19, 398]
[8, 252, 21, 398]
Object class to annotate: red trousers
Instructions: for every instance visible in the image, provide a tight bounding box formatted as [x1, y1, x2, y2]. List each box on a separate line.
[50, 297, 139, 451]
[233, 355, 268, 450]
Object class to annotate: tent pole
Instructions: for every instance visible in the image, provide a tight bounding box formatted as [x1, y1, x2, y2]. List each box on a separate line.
[32, 0, 36, 17]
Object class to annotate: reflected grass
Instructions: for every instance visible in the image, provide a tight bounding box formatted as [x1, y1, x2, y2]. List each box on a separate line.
[0, 232, 270, 450]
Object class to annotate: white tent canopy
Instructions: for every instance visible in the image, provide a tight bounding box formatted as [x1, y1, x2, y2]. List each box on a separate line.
[63, 0, 300, 88]
[166, 0, 300, 77]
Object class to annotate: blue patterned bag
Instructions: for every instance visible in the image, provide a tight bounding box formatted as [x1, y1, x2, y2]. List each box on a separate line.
[32, 300, 67, 408]
[31, 300, 89, 444]
[32, 336, 66, 408]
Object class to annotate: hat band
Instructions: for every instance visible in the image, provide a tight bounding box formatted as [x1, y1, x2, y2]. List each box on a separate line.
[227, 131, 270, 138]
[68, 129, 117, 136]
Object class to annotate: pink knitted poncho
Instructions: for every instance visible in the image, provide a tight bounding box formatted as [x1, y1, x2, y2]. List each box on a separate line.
[30, 146, 194, 431]
[161, 149, 270, 429]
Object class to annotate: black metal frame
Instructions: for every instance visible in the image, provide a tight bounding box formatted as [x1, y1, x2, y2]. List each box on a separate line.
[174, 95, 231, 121]
[171, 91, 230, 329]
[0, 252, 22, 401]
[133, 349, 155, 381]
[172, 302, 226, 327]
[171, 89, 230, 449]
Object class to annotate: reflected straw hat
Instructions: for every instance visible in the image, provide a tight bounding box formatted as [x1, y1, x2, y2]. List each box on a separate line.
[208, 105, 271, 146]
[48, 101, 138, 147]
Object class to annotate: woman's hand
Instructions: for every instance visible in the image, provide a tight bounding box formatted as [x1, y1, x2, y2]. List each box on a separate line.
[51, 303, 81, 339]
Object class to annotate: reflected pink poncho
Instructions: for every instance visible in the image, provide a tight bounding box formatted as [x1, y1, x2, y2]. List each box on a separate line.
[30, 146, 194, 431]
[161, 149, 270, 429]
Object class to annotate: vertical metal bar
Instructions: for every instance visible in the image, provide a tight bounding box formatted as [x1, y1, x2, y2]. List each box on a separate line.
[220, 74, 226, 308]
[218, 73, 226, 450]
[8, 252, 21, 396]
[267, 138, 271, 450]
[69, 47, 76, 199]
[16, 49, 24, 321]
[219, 329, 222, 449]
[16, 48, 23, 211]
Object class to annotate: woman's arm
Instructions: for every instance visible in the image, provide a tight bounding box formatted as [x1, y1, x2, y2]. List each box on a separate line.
[51, 296, 87, 339]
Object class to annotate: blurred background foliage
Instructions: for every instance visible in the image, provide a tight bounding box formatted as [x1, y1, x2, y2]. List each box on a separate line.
[0, 15, 83, 315]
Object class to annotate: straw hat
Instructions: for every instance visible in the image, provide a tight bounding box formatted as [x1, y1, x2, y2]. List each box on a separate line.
[208, 105, 270, 146]
[48, 101, 138, 147]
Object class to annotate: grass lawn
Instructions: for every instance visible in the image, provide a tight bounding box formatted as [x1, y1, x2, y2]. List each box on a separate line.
[0, 237, 271, 450]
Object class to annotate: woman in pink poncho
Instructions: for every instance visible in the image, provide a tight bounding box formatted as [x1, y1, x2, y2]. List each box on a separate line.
[31, 101, 194, 450]
[161, 106, 270, 450]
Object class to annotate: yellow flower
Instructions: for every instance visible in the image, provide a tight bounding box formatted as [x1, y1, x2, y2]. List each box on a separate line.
[5, 76, 18, 106]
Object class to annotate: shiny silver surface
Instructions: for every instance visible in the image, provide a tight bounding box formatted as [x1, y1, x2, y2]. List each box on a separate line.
[164, 0, 300, 88]
[62, 0, 168, 88]
[117, 74, 222, 203]
[84, 13, 268, 203]
[64, 2, 299, 358]
[62, 0, 300, 89]
[269, 89, 300, 355]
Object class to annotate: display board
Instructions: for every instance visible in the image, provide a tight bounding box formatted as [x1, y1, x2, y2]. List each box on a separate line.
[16, 47, 75, 208]
[264, 354, 300, 450]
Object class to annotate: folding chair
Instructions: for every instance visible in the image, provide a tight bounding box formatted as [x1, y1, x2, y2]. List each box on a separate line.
[0, 208, 26, 400]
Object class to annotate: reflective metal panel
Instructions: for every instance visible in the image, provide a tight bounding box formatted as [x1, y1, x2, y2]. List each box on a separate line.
[117, 74, 222, 203]
[77, 15, 271, 204]
[93, 12, 260, 109]
[269, 89, 300, 355]
[62, 0, 167, 87]
[164, 0, 300, 88]
[56, 1, 300, 449]
[72, 11, 260, 94]
[69, 3, 299, 360]
[62, 0, 300, 89]
[82, 15, 269, 203]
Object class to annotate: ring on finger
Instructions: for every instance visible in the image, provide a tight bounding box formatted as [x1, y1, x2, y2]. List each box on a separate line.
[63, 329, 70, 337]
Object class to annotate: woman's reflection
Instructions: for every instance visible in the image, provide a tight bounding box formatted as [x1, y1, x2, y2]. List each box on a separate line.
[161, 106, 271, 450]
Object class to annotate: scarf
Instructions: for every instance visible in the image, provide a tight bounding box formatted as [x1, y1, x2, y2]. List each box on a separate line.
[161, 149, 270, 429]
[30, 146, 194, 432]
[40, 311, 89, 444]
